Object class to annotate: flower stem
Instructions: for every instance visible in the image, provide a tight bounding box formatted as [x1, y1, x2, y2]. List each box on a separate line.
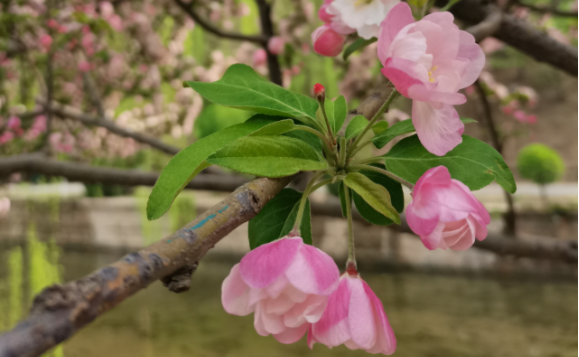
[292, 126, 336, 165]
[343, 184, 356, 270]
[350, 156, 384, 166]
[319, 101, 336, 145]
[292, 171, 326, 233]
[338, 136, 347, 169]
[348, 89, 399, 159]
[347, 138, 374, 160]
[347, 164, 414, 189]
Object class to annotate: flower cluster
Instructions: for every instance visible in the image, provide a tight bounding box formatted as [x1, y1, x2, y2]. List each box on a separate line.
[222, 236, 396, 354]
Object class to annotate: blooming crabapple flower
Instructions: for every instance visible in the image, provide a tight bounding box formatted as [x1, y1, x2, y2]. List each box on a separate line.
[327, 0, 400, 39]
[318, 0, 334, 23]
[253, 49, 267, 67]
[267, 37, 285, 55]
[222, 236, 340, 344]
[0, 131, 14, 144]
[312, 24, 346, 57]
[308, 272, 396, 355]
[377, 3, 485, 156]
[0, 197, 10, 218]
[406, 166, 490, 251]
[39, 34, 53, 51]
[7, 117, 20, 130]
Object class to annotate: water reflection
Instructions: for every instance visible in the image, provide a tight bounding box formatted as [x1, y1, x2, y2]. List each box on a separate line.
[0, 247, 576, 357]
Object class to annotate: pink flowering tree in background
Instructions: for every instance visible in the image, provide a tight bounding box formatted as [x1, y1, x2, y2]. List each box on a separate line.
[0, 0, 576, 355]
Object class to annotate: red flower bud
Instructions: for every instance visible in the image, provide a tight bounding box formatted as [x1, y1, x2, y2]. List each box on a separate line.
[313, 83, 325, 101]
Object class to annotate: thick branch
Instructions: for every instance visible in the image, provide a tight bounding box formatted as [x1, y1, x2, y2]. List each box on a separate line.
[0, 176, 293, 357]
[441, 0, 578, 76]
[0, 154, 248, 191]
[465, 9, 502, 42]
[173, 0, 268, 44]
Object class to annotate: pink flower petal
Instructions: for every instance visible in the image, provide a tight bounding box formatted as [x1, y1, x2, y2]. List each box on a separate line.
[363, 281, 396, 355]
[222, 264, 252, 315]
[274, 323, 309, 344]
[412, 101, 464, 156]
[285, 244, 340, 295]
[239, 237, 301, 289]
[377, 2, 415, 64]
[348, 277, 377, 349]
[457, 32, 485, 88]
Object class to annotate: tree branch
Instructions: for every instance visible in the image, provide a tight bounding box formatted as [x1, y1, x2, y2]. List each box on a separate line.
[465, 8, 503, 42]
[516, 1, 578, 17]
[440, 0, 578, 76]
[255, 0, 283, 85]
[474, 80, 517, 236]
[0, 176, 294, 357]
[173, 0, 268, 44]
[0, 154, 248, 192]
[42, 101, 180, 156]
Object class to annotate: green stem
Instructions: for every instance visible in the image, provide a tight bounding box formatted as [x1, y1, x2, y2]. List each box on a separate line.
[347, 138, 374, 160]
[293, 126, 336, 166]
[319, 101, 336, 145]
[338, 136, 347, 169]
[350, 156, 384, 166]
[310, 178, 335, 193]
[348, 89, 399, 159]
[343, 185, 356, 269]
[347, 164, 414, 189]
[292, 171, 326, 232]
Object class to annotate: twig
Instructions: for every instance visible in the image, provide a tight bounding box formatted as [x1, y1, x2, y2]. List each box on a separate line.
[0, 176, 294, 357]
[516, 1, 578, 17]
[41, 101, 180, 155]
[255, 0, 283, 85]
[437, 0, 577, 76]
[0, 153, 249, 191]
[473, 80, 517, 236]
[464, 9, 502, 42]
[43, 0, 55, 152]
[173, 0, 268, 44]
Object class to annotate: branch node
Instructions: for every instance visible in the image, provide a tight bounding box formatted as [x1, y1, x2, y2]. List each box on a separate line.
[161, 263, 198, 293]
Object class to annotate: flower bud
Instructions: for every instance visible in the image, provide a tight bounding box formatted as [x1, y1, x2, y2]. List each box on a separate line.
[313, 83, 325, 101]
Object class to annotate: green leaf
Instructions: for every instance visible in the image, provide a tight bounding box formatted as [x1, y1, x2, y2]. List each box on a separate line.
[343, 37, 378, 60]
[373, 117, 476, 148]
[207, 136, 327, 177]
[147, 118, 294, 220]
[284, 128, 324, 155]
[372, 121, 389, 135]
[384, 135, 517, 193]
[338, 182, 352, 218]
[344, 172, 400, 224]
[325, 95, 347, 134]
[352, 165, 404, 226]
[248, 188, 311, 249]
[185, 64, 319, 124]
[345, 115, 369, 140]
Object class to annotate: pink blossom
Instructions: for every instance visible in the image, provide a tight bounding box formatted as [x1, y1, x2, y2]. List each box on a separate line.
[377, 3, 485, 156]
[78, 61, 92, 72]
[513, 110, 527, 122]
[525, 114, 537, 124]
[47, 19, 58, 29]
[312, 24, 346, 57]
[32, 115, 47, 132]
[252, 49, 267, 67]
[267, 37, 285, 55]
[100, 1, 115, 18]
[308, 272, 396, 355]
[7, 117, 21, 130]
[0, 131, 14, 144]
[0, 197, 10, 218]
[318, 0, 334, 23]
[39, 34, 53, 51]
[107, 15, 123, 31]
[327, 0, 399, 39]
[222, 236, 340, 344]
[406, 166, 490, 251]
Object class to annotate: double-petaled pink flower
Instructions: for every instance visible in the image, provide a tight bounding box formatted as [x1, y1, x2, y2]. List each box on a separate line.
[222, 236, 340, 344]
[378, 3, 485, 156]
[308, 271, 396, 355]
[406, 166, 490, 251]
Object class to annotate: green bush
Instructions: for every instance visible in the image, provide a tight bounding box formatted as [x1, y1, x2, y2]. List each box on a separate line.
[517, 143, 565, 185]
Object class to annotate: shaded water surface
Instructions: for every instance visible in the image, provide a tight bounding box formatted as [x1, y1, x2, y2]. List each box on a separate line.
[0, 246, 576, 357]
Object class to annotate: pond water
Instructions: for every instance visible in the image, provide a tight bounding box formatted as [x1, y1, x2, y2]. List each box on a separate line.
[0, 243, 577, 357]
